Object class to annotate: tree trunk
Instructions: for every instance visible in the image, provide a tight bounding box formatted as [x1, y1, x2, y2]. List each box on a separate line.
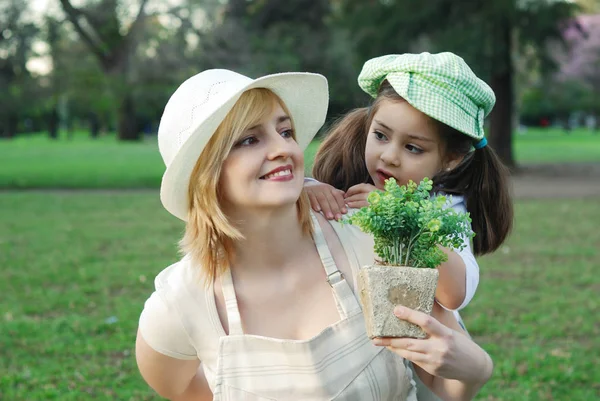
[489, 70, 515, 168]
[90, 113, 100, 139]
[117, 94, 139, 141]
[48, 108, 59, 139]
[489, 19, 516, 169]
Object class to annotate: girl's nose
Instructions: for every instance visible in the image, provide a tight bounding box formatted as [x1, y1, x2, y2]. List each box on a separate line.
[380, 148, 400, 166]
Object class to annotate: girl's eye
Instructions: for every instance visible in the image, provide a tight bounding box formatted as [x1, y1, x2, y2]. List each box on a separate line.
[280, 129, 294, 139]
[406, 144, 424, 154]
[237, 136, 258, 147]
[374, 131, 387, 141]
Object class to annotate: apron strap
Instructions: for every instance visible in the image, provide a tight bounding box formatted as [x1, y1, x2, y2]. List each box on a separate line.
[310, 213, 362, 318]
[220, 267, 244, 336]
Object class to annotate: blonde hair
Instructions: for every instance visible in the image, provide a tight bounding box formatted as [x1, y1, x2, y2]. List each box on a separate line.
[180, 88, 313, 285]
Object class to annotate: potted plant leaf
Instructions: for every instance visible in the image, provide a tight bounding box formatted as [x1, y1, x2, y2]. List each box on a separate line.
[346, 177, 474, 339]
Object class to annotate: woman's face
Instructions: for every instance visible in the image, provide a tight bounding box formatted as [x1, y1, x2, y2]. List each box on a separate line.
[219, 102, 305, 211]
[364, 99, 448, 190]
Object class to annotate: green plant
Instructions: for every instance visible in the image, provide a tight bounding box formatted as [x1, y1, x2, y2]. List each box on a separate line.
[346, 177, 474, 268]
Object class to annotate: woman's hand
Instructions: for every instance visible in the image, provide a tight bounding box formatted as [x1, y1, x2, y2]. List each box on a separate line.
[305, 180, 347, 220]
[344, 183, 378, 209]
[372, 305, 493, 385]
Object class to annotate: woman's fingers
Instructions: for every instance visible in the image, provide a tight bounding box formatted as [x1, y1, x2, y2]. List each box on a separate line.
[372, 337, 428, 353]
[385, 347, 428, 365]
[393, 306, 449, 338]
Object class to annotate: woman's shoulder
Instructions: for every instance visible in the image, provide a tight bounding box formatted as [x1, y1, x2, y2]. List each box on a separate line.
[145, 255, 215, 326]
[140, 256, 220, 359]
[153, 255, 197, 293]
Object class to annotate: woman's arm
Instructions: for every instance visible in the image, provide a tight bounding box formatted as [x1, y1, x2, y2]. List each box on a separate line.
[416, 303, 492, 400]
[372, 303, 493, 401]
[136, 330, 213, 401]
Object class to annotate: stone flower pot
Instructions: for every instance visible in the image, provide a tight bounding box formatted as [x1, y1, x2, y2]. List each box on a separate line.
[357, 264, 439, 339]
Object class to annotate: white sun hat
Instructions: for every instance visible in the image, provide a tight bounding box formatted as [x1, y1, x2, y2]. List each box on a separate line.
[157, 69, 329, 221]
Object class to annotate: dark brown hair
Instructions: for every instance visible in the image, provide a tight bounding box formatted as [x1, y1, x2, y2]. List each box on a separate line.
[312, 81, 513, 255]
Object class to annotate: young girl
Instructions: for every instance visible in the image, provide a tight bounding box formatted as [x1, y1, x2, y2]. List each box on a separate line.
[135, 68, 493, 401]
[308, 52, 514, 314]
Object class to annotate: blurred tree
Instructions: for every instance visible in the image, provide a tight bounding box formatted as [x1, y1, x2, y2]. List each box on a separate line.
[554, 14, 600, 119]
[577, 0, 600, 13]
[45, 17, 61, 139]
[521, 79, 593, 125]
[44, 14, 116, 139]
[0, 0, 40, 138]
[198, 0, 364, 117]
[59, 0, 150, 141]
[333, 0, 580, 168]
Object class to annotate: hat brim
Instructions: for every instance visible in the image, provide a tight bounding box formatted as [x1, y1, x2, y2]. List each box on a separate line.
[160, 73, 328, 221]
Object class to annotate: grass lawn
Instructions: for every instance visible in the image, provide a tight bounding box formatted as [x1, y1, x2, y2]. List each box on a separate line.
[1, 193, 598, 400]
[1, 128, 599, 189]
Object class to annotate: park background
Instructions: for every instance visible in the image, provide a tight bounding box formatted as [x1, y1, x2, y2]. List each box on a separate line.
[1, 0, 599, 400]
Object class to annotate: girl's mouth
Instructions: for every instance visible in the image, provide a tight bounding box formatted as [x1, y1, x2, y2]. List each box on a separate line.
[376, 169, 394, 183]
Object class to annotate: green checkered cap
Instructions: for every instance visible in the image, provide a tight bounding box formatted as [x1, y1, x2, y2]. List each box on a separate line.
[358, 52, 495, 141]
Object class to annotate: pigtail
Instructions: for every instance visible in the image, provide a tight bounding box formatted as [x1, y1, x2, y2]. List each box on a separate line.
[433, 144, 513, 255]
[312, 108, 373, 192]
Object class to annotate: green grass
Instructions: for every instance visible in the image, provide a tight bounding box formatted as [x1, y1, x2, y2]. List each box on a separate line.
[1, 128, 598, 189]
[513, 128, 600, 163]
[0, 132, 165, 189]
[1, 194, 598, 400]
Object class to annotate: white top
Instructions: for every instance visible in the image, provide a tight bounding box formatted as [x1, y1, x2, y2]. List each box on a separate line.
[139, 216, 418, 400]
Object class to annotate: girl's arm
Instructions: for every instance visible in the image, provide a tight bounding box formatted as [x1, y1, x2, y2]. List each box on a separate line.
[435, 247, 468, 310]
[436, 196, 480, 311]
[304, 178, 347, 219]
[373, 303, 493, 401]
[136, 331, 212, 401]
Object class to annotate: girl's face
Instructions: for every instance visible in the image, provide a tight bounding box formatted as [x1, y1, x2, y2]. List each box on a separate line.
[365, 99, 454, 190]
[219, 102, 305, 210]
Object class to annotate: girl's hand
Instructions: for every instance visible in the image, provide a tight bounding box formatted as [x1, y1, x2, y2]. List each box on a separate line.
[304, 180, 347, 220]
[372, 305, 492, 383]
[344, 183, 378, 209]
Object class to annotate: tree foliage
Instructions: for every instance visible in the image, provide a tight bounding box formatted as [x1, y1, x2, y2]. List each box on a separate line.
[332, 0, 580, 167]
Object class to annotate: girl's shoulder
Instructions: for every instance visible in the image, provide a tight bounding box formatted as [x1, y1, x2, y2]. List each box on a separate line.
[432, 191, 466, 211]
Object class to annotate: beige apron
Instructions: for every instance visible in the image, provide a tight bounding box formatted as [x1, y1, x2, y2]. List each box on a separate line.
[212, 214, 417, 400]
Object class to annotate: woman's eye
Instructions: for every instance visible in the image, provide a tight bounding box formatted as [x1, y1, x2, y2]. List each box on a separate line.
[237, 136, 258, 147]
[280, 129, 294, 139]
[374, 131, 387, 141]
[406, 144, 424, 154]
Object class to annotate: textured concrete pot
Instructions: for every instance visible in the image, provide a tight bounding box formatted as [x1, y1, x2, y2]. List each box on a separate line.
[358, 264, 439, 339]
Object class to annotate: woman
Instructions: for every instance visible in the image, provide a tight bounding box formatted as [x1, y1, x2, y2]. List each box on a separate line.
[135, 68, 493, 400]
